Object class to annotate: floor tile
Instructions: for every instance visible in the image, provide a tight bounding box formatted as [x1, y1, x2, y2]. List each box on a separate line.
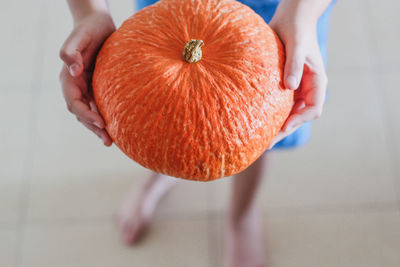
[378, 72, 400, 202]
[31, 88, 139, 178]
[0, 92, 31, 224]
[208, 72, 397, 213]
[327, 0, 374, 73]
[365, 0, 400, 68]
[0, 92, 31, 179]
[379, 73, 400, 162]
[0, 1, 43, 92]
[0, 227, 18, 267]
[39, 0, 71, 88]
[0, 180, 23, 224]
[211, 210, 400, 267]
[27, 171, 142, 222]
[27, 169, 213, 222]
[157, 178, 212, 217]
[21, 218, 211, 267]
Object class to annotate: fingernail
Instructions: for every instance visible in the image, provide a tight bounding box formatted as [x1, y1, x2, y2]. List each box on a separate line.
[94, 121, 102, 128]
[69, 63, 80, 77]
[100, 135, 107, 144]
[286, 75, 298, 90]
[285, 124, 294, 131]
[268, 142, 276, 150]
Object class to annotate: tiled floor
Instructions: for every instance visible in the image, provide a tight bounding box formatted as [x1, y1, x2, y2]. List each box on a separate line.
[1, 0, 399, 266]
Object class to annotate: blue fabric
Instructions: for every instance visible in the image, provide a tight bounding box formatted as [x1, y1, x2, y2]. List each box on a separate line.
[135, 0, 335, 149]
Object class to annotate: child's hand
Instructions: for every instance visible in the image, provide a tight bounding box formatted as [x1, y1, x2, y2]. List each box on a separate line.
[59, 11, 115, 146]
[268, 0, 331, 148]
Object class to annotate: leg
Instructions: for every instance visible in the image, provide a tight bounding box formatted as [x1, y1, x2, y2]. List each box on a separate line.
[224, 152, 269, 267]
[116, 172, 178, 245]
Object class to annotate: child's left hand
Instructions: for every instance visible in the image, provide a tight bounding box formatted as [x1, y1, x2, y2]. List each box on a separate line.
[268, 0, 330, 148]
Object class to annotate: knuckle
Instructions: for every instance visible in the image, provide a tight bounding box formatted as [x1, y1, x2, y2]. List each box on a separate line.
[89, 125, 100, 136]
[66, 103, 73, 113]
[290, 52, 304, 66]
[59, 67, 66, 82]
[59, 69, 63, 80]
[59, 70, 64, 83]
[288, 37, 303, 49]
[59, 47, 68, 61]
[93, 129, 102, 137]
[322, 74, 328, 87]
[319, 71, 328, 85]
[313, 108, 323, 119]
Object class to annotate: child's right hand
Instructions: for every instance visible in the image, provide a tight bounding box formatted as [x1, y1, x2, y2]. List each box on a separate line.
[59, 11, 115, 146]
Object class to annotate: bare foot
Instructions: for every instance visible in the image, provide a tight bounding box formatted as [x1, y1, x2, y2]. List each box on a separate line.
[224, 205, 266, 267]
[115, 173, 178, 245]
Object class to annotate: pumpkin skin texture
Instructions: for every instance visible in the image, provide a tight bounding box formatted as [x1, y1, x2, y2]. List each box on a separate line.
[92, 0, 293, 181]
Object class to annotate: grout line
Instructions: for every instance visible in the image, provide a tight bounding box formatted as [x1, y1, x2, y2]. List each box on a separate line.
[206, 182, 218, 267]
[14, 1, 48, 266]
[20, 201, 399, 228]
[0, 222, 19, 231]
[360, 0, 400, 212]
[260, 202, 400, 216]
[327, 65, 400, 76]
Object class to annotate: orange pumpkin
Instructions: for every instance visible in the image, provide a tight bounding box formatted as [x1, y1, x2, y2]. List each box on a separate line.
[92, 0, 293, 181]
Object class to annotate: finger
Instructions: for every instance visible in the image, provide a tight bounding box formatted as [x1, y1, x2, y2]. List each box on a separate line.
[88, 99, 100, 113]
[275, 98, 304, 131]
[284, 45, 305, 90]
[290, 99, 306, 116]
[70, 100, 106, 128]
[60, 69, 105, 128]
[269, 58, 327, 149]
[268, 123, 302, 149]
[284, 68, 327, 130]
[79, 119, 113, 147]
[59, 30, 90, 77]
[268, 99, 305, 149]
[284, 105, 323, 132]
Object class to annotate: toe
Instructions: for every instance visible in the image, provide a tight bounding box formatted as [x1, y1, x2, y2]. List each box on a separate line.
[121, 220, 138, 244]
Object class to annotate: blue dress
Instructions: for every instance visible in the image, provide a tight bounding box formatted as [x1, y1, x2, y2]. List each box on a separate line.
[135, 0, 336, 149]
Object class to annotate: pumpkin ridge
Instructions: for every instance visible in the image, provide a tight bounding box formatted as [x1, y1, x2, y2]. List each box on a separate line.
[207, 62, 263, 133]
[189, 65, 213, 177]
[186, 66, 214, 178]
[145, 73, 187, 170]
[197, 63, 253, 162]
[202, 60, 252, 118]
[163, 81, 195, 173]
[199, 70, 239, 159]
[197, 63, 248, 144]
[201, 2, 241, 39]
[202, 3, 257, 45]
[157, 68, 195, 175]
[200, 51, 287, 149]
[111, 66, 182, 163]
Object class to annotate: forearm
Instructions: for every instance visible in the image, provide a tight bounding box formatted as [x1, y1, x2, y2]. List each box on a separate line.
[274, 0, 332, 25]
[67, 0, 110, 23]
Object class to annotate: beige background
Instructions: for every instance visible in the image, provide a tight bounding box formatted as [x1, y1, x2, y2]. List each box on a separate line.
[1, 0, 399, 266]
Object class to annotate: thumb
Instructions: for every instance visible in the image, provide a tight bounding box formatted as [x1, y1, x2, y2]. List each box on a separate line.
[59, 30, 90, 77]
[284, 45, 304, 90]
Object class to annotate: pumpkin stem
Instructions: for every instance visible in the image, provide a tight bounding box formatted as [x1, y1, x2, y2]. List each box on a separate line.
[182, 39, 204, 63]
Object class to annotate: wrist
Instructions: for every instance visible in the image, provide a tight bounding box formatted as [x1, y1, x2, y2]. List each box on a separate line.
[73, 10, 113, 29]
[68, 0, 110, 24]
[274, 0, 331, 26]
